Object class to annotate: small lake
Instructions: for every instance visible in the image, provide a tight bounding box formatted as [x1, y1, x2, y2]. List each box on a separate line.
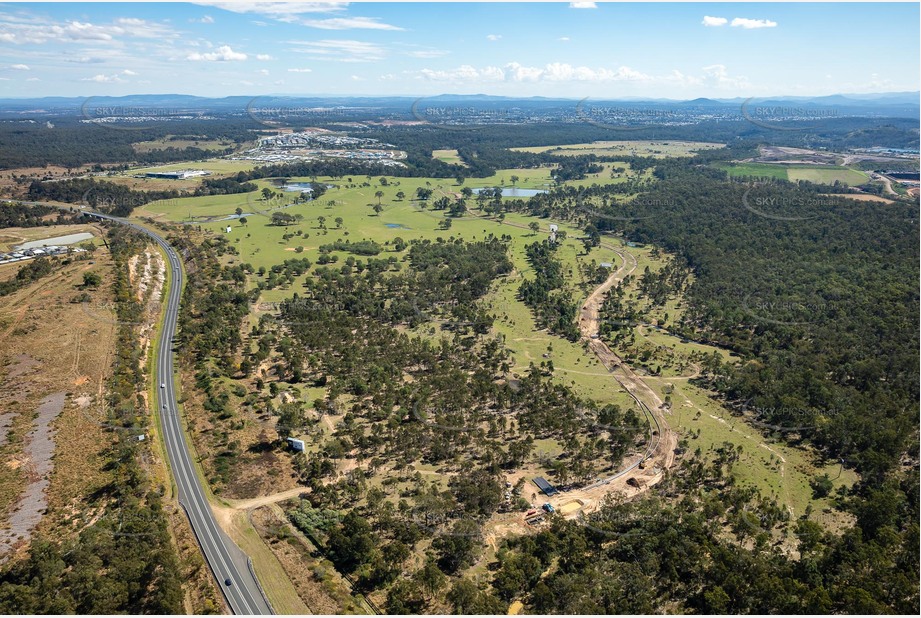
[282, 183, 314, 192]
[384, 223, 410, 229]
[472, 187, 548, 198]
[16, 232, 94, 250]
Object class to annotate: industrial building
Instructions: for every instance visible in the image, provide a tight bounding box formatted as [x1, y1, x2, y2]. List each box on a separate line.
[145, 169, 210, 180]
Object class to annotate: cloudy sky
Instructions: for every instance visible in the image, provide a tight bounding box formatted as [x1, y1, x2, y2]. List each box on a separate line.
[0, 1, 918, 98]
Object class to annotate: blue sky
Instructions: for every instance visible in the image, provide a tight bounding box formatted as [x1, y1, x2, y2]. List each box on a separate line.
[0, 1, 918, 98]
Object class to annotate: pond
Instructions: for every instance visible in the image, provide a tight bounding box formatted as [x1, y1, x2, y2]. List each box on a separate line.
[384, 223, 410, 229]
[16, 232, 94, 250]
[472, 187, 548, 198]
[282, 183, 314, 192]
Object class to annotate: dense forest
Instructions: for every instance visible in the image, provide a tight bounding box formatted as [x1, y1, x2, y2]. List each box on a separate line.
[518, 240, 581, 341]
[0, 118, 250, 169]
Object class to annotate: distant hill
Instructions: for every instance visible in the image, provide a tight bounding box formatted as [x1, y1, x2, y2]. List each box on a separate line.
[0, 92, 916, 118]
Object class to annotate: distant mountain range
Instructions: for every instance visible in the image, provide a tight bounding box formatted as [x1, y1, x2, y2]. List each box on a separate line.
[0, 91, 917, 117]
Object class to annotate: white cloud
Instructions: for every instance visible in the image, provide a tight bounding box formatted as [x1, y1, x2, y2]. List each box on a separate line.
[257, 68, 269, 75]
[298, 16, 403, 30]
[195, 15, 215, 23]
[122, 69, 138, 75]
[486, 34, 501, 41]
[187, 45, 248, 61]
[407, 61, 751, 91]
[83, 73, 124, 83]
[570, 2, 597, 8]
[289, 39, 384, 62]
[287, 67, 313, 72]
[505, 62, 544, 82]
[0, 16, 177, 44]
[9, 64, 30, 70]
[26, 77, 39, 81]
[412, 62, 653, 84]
[192, 2, 347, 16]
[702, 16, 728, 27]
[731, 17, 777, 29]
[67, 56, 106, 64]
[701, 63, 751, 89]
[418, 64, 489, 82]
[558, 36, 570, 42]
[256, 53, 274, 60]
[406, 49, 449, 59]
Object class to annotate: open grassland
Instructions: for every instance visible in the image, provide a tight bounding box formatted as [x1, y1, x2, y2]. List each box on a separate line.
[431, 148, 466, 166]
[131, 137, 239, 153]
[786, 166, 869, 184]
[0, 245, 114, 556]
[126, 158, 259, 176]
[512, 140, 724, 157]
[716, 162, 869, 185]
[651, 377, 858, 525]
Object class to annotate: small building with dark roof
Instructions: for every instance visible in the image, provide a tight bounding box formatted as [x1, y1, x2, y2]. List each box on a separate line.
[532, 476, 558, 496]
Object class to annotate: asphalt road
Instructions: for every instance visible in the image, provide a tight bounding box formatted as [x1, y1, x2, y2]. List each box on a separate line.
[89, 213, 272, 616]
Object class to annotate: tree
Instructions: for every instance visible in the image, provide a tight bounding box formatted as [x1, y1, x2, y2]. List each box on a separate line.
[235, 207, 243, 216]
[335, 217, 343, 228]
[239, 217, 248, 226]
[528, 221, 540, 235]
[396, 191, 406, 201]
[375, 190, 384, 204]
[373, 203, 384, 216]
[510, 175, 519, 186]
[261, 187, 273, 200]
[415, 560, 446, 600]
[82, 272, 101, 287]
[432, 520, 480, 573]
[447, 579, 505, 614]
[416, 187, 433, 201]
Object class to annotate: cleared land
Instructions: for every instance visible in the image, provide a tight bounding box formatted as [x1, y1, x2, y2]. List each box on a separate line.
[131, 136, 238, 153]
[0, 223, 99, 252]
[716, 161, 869, 185]
[512, 140, 724, 157]
[431, 148, 467, 166]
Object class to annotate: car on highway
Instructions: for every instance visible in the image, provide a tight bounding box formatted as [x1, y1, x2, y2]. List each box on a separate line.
[224, 578, 232, 586]
[160, 383, 165, 388]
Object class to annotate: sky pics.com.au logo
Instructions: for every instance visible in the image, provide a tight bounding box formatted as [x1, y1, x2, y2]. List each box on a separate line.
[410, 97, 517, 130]
[740, 98, 840, 132]
[80, 97, 207, 131]
[575, 98, 685, 132]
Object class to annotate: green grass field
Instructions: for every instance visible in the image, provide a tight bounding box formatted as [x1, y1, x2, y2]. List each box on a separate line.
[431, 149, 467, 167]
[512, 140, 724, 158]
[716, 162, 869, 185]
[132, 137, 239, 153]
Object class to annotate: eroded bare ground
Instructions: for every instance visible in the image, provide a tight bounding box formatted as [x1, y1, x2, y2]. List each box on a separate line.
[0, 249, 116, 562]
[0, 391, 66, 559]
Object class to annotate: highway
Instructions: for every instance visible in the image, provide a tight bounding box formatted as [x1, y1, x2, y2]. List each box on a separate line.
[89, 213, 272, 616]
